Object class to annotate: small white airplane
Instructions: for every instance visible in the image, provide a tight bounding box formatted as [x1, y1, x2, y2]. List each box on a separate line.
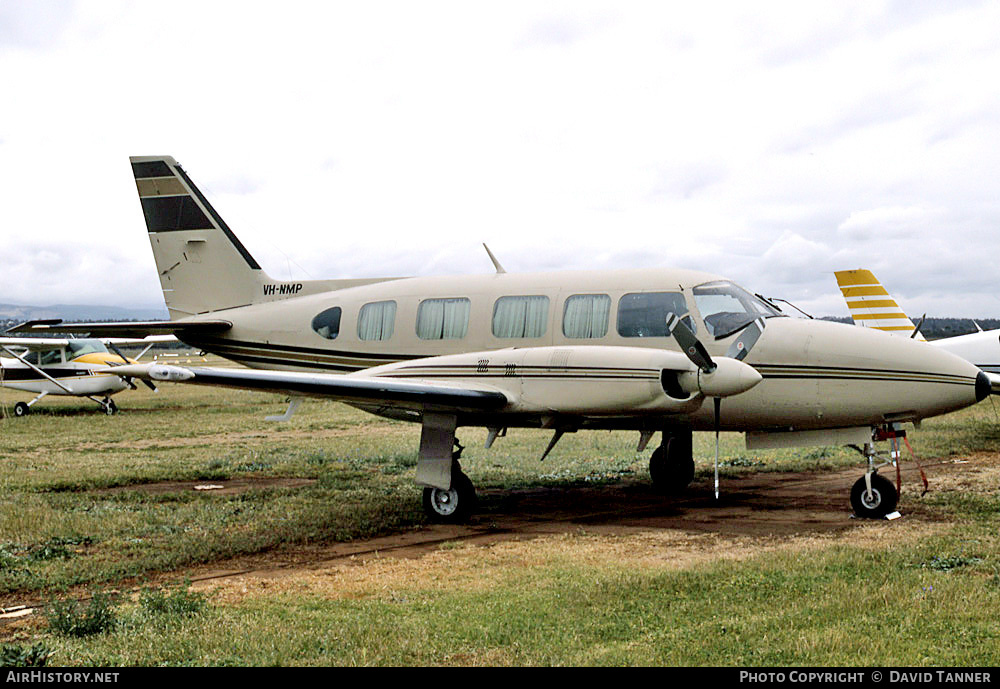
[835, 269, 1000, 383]
[0, 334, 172, 416]
[14, 157, 995, 523]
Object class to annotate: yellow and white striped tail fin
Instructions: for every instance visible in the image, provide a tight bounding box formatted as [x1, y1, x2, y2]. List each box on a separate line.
[834, 269, 925, 341]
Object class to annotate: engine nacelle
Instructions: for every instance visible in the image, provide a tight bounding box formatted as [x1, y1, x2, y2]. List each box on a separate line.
[366, 345, 761, 416]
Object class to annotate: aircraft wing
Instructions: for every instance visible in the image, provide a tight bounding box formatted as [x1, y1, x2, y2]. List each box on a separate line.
[7, 319, 231, 338]
[0, 334, 177, 350]
[0, 336, 70, 350]
[109, 363, 510, 412]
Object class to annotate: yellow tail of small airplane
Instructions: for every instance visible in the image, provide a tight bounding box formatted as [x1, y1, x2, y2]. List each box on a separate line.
[834, 269, 926, 341]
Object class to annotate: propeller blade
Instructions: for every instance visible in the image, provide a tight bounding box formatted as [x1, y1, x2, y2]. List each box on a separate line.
[725, 318, 765, 361]
[714, 397, 721, 500]
[106, 341, 130, 363]
[910, 313, 927, 339]
[666, 313, 716, 373]
[140, 379, 158, 392]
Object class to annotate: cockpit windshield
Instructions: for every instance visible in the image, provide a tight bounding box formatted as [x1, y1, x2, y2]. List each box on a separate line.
[693, 280, 783, 339]
[66, 339, 109, 360]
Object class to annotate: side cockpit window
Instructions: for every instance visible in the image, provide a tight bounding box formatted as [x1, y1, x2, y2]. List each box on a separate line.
[617, 292, 694, 338]
[312, 306, 342, 340]
[693, 281, 779, 339]
[24, 350, 62, 365]
[66, 340, 108, 360]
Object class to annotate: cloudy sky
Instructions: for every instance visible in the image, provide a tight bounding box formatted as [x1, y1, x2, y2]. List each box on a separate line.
[2, 0, 999, 318]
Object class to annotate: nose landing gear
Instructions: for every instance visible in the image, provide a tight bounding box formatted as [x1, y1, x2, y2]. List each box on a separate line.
[850, 426, 905, 519]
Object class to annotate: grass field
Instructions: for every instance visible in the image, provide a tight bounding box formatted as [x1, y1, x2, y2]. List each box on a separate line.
[2, 371, 999, 666]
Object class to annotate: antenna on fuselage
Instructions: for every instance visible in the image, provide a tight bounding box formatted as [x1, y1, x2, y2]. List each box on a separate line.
[483, 244, 506, 274]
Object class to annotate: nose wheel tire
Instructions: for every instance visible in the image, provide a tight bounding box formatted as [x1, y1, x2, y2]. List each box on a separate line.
[850, 473, 898, 519]
[423, 470, 476, 523]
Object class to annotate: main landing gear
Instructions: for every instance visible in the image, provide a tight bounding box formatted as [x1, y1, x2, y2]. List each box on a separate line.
[416, 413, 478, 523]
[422, 460, 477, 523]
[8, 394, 118, 418]
[648, 430, 695, 494]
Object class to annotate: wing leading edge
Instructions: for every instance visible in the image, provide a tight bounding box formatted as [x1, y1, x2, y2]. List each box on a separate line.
[7, 319, 232, 338]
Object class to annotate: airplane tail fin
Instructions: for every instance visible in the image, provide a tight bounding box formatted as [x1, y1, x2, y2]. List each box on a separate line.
[131, 156, 274, 319]
[834, 269, 926, 341]
[132, 156, 405, 319]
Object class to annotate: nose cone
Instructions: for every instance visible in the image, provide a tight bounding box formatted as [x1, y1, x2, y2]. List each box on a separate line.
[745, 318, 986, 426]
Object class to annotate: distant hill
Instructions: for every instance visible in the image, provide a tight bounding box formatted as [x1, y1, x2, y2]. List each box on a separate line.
[820, 316, 1000, 340]
[0, 302, 168, 328]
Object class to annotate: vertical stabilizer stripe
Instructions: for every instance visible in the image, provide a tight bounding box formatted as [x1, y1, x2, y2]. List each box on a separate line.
[131, 161, 174, 179]
[172, 164, 262, 270]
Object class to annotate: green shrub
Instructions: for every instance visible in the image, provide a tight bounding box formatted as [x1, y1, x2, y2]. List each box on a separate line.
[44, 590, 118, 637]
[139, 580, 206, 617]
[0, 642, 54, 667]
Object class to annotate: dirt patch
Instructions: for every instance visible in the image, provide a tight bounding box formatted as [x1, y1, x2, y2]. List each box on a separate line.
[73, 424, 413, 452]
[176, 454, 992, 591]
[3, 454, 993, 634]
[95, 477, 317, 496]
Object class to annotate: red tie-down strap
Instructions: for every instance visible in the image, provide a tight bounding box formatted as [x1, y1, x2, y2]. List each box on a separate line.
[902, 435, 929, 497]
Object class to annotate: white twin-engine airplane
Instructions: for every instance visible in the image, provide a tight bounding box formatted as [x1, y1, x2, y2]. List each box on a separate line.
[14, 156, 994, 522]
[0, 335, 171, 416]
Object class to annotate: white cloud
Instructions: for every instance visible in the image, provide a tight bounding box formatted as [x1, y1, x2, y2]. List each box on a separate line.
[1, 1, 1000, 317]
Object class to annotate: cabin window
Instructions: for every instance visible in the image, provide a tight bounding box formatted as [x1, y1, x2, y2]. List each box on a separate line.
[563, 294, 611, 339]
[311, 306, 342, 340]
[24, 349, 63, 365]
[357, 300, 396, 341]
[416, 298, 471, 340]
[492, 295, 549, 338]
[617, 292, 695, 338]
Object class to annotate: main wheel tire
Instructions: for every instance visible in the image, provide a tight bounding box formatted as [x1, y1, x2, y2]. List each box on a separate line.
[104, 399, 118, 416]
[649, 437, 695, 494]
[423, 471, 476, 523]
[850, 473, 898, 519]
[13, 402, 30, 417]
